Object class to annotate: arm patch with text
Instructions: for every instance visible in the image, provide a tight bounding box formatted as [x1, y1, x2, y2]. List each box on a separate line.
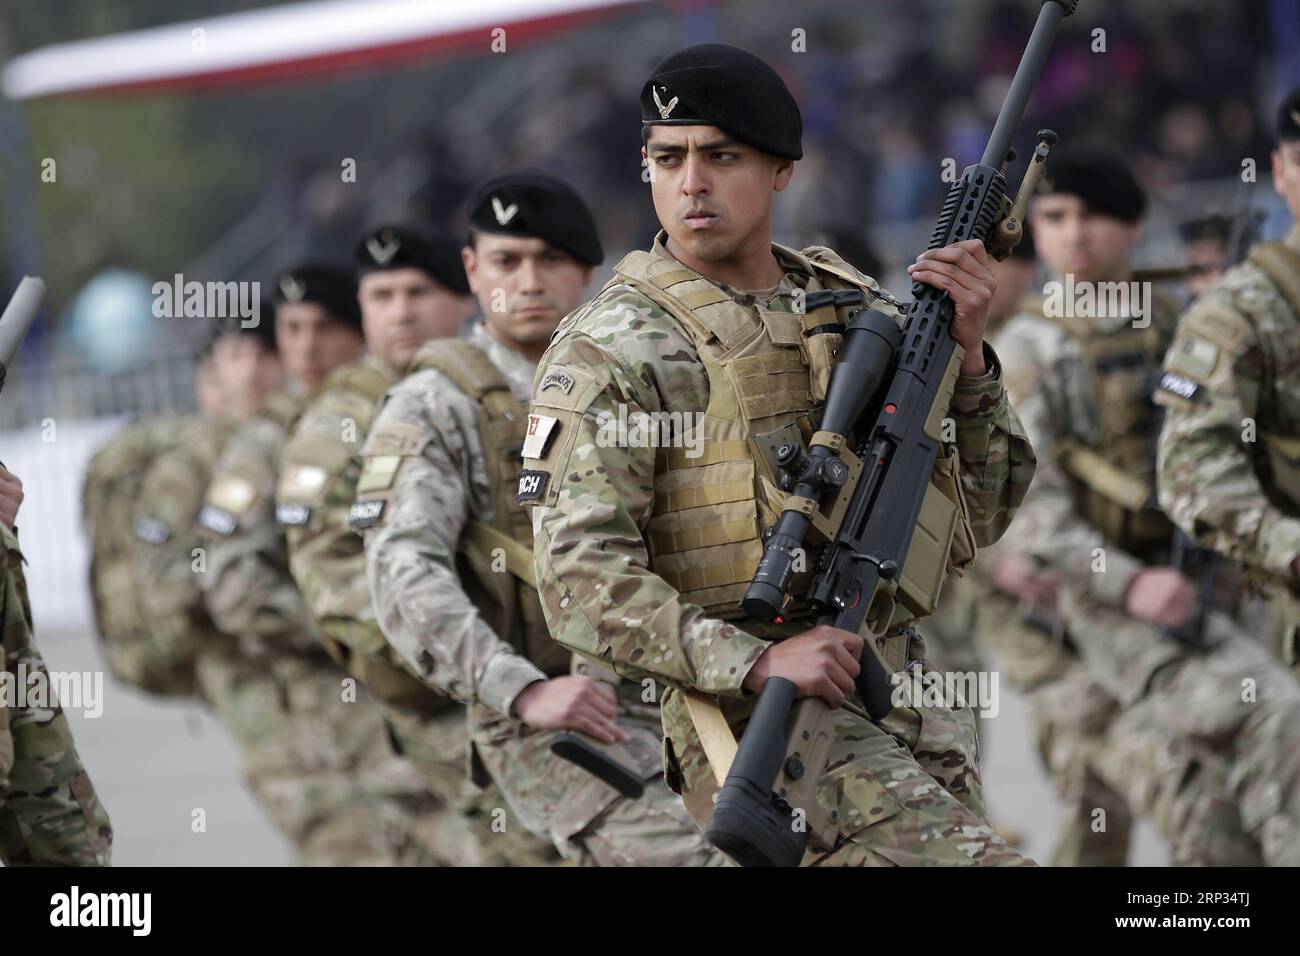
[516, 470, 550, 503]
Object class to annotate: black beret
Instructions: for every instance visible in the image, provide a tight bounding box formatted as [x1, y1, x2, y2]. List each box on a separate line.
[272, 263, 361, 331]
[467, 170, 603, 266]
[641, 43, 802, 161]
[353, 224, 469, 294]
[1277, 87, 1300, 143]
[1035, 145, 1146, 223]
[206, 298, 278, 355]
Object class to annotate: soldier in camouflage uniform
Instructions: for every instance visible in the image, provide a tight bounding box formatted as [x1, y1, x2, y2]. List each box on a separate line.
[197, 265, 435, 865]
[988, 146, 1300, 866]
[1158, 89, 1300, 674]
[527, 45, 1035, 866]
[280, 225, 552, 865]
[2, 465, 113, 865]
[356, 172, 724, 865]
[129, 315, 284, 699]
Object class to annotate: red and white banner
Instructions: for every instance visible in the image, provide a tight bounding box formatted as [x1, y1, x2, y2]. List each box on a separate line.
[2, 0, 646, 100]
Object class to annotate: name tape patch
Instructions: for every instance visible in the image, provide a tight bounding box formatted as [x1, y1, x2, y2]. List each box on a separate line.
[198, 504, 238, 537]
[275, 502, 312, 527]
[516, 469, 550, 503]
[132, 516, 171, 545]
[1158, 370, 1201, 402]
[348, 498, 387, 529]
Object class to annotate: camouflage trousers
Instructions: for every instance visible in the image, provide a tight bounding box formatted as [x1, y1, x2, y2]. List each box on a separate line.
[383, 704, 561, 866]
[470, 694, 728, 867]
[195, 649, 446, 866]
[1085, 611, 1300, 867]
[664, 629, 1030, 867]
[976, 591, 1134, 866]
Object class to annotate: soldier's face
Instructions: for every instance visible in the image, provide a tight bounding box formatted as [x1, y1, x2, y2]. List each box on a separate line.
[359, 267, 471, 374]
[195, 357, 225, 417]
[274, 302, 365, 393]
[1029, 194, 1140, 285]
[1183, 238, 1228, 300]
[1272, 143, 1300, 222]
[209, 333, 284, 419]
[463, 235, 591, 348]
[643, 125, 792, 266]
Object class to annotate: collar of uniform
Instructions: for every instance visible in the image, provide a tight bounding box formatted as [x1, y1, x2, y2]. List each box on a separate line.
[1286, 224, 1300, 255]
[466, 321, 536, 401]
[649, 229, 807, 306]
[365, 350, 400, 379]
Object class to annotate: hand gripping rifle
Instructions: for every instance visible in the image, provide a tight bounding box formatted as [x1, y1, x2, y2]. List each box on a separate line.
[705, 0, 1078, 868]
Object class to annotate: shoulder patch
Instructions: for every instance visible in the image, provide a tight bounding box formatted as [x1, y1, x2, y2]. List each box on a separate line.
[521, 414, 560, 460]
[357, 455, 403, 495]
[516, 469, 550, 502]
[362, 420, 426, 457]
[530, 363, 603, 414]
[207, 474, 257, 518]
[1165, 334, 1219, 382]
[538, 368, 577, 395]
[348, 498, 387, 529]
[278, 463, 330, 503]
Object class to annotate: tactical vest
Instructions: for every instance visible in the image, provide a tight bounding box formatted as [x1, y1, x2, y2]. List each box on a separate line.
[1247, 241, 1300, 514]
[82, 415, 189, 693]
[405, 339, 569, 678]
[594, 243, 976, 633]
[1047, 286, 1180, 561]
[280, 359, 452, 710]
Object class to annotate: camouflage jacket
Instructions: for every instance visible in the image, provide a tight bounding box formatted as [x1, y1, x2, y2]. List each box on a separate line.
[198, 391, 321, 655]
[527, 234, 1033, 709]
[1157, 226, 1300, 581]
[986, 275, 1186, 689]
[281, 355, 395, 654]
[132, 413, 240, 693]
[0, 524, 113, 865]
[360, 322, 547, 717]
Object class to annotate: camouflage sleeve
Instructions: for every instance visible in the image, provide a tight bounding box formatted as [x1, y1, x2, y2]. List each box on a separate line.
[947, 342, 1037, 546]
[199, 418, 317, 651]
[1156, 289, 1300, 577]
[529, 322, 770, 698]
[360, 372, 547, 717]
[281, 392, 377, 641]
[988, 318, 1145, 605]
[0, 528, 112, 865]
[130, 421, 222, 692]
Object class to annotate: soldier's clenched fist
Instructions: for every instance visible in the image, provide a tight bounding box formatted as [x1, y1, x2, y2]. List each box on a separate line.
[743, 625, 864, 708]
[1124, 566, 1197, 629]
[513, 675, 629, 744]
